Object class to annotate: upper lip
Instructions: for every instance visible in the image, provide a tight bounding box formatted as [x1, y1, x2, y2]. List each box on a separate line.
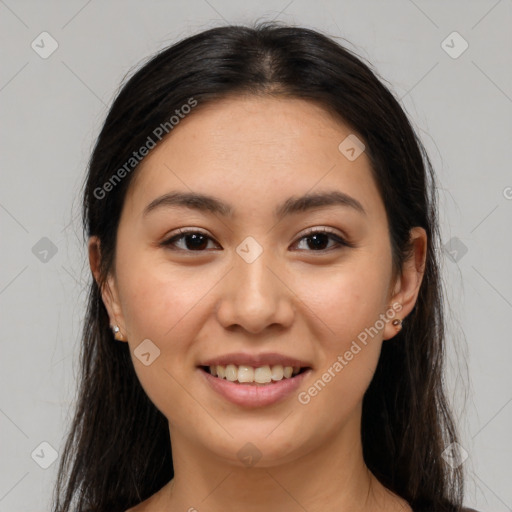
[199, 352, 313, 369]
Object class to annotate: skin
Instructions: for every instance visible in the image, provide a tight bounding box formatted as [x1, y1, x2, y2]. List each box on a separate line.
[89, 96, 426, 512]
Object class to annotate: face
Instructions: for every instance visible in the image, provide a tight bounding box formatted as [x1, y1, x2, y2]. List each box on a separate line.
[90, 96, 425, 468]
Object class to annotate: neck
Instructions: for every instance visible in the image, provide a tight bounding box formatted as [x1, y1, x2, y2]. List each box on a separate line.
[150, 407, 406, 512]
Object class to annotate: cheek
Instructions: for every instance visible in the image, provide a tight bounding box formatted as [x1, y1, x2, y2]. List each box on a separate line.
[117, 253, 211, 343]
[297, 345, 381, 436]
[294, 257, 391, 346]
[296, 284, 385, 429]
[112, 246, 208, 382]
[292, 257, 389, 418]
[114, 259, 211, 421]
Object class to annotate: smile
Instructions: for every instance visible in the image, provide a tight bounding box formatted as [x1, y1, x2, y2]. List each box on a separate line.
[198, 365, 312, 407]
[201, 363, 310, 384]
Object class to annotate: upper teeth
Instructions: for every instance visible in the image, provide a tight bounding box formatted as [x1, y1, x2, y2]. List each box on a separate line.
[209, 364, 301, 383]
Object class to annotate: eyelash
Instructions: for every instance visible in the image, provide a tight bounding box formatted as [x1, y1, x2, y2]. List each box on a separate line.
[160, 227, 353, 254]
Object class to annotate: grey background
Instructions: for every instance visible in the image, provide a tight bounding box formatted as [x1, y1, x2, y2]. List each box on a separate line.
[1, 1, 511, 511]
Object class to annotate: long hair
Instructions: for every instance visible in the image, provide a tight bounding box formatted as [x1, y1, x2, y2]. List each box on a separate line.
[52, 21, 465, 512]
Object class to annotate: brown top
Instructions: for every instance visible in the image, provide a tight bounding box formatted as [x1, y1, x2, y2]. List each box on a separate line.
[413, 509, 479, 512]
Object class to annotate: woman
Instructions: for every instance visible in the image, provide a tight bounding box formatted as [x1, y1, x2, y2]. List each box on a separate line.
[52, 22, 478, 512]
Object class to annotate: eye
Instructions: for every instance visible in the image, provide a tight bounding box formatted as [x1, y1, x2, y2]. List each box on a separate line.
[161, 229, 220, 252]
[292, 227, 351, 252]
[160, 227, 352, 253]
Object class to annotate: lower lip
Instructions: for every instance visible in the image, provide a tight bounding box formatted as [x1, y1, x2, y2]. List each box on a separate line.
[198, 367, 312, 408]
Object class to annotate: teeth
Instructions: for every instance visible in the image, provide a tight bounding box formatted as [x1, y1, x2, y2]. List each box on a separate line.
[225, 364, 238, 382]
[238, 365, 254, 383]
[207, 363, 303, 383]
[254, 366, 272, 383]
[271, 365, 284, 381]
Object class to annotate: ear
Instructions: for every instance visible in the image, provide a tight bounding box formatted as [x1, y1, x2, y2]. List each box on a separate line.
[88, 236, 128, 342]
[383, 227, 427, 341]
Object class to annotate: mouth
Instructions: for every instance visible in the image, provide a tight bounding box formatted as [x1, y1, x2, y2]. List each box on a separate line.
[198, 364, 311, 386]
[197, 363, 313, 407]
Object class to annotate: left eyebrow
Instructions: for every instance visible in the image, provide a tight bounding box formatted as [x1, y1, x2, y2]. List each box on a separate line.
[142, 190, 367, 219]
[275, 190, 367, 218]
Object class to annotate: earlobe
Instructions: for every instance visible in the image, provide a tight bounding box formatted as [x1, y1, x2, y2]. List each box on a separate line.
[382, 310, 404, 341]
[391, 318, 402, 332]
[111, 324, 127, 342]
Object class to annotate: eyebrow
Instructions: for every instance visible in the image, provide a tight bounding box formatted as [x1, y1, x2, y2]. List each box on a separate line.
[142, 190, 367, 219]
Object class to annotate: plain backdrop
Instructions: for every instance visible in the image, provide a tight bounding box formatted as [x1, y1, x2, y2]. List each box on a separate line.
[0, 1, 511, 511]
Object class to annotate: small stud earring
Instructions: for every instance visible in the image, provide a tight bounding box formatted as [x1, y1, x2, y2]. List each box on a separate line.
[111, 325, 125, 341]
[392, 318, 402, 331]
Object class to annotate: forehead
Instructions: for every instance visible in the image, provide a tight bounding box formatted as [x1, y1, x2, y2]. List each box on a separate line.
[125, 96, 385, 221]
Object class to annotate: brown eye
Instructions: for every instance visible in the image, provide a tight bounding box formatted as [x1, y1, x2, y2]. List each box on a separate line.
[161, 227, 352, 254]
[161, 230, 219, 252]
[293, 228, 351, 252]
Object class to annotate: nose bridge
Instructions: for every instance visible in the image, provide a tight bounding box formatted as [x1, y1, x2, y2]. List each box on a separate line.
[236, 240, 273, 297]
[216, 236, 293, 333]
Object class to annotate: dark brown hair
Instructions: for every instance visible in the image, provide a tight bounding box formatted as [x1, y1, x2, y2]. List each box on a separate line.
[52, 21, 465, 512]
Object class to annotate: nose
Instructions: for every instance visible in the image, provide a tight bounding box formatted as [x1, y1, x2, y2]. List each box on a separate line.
[215, 248, 295, 334]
